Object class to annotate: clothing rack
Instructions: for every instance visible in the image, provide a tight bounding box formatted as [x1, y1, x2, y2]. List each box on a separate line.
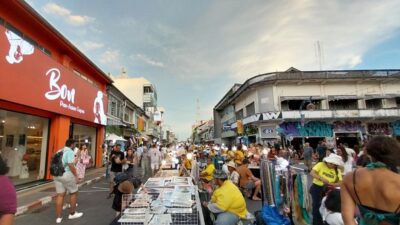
[259, 160, 312, 225]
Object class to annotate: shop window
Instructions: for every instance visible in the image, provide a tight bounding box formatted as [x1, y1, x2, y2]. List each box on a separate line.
[110, 101, 117, 117]
[366, 99, 383, 109]
[281, 100, 322, 111]
[246, 102, 255, 116]
[143, 86, 153, 93]
[0, 109, 49, 186]
[72, 124, 97, 168]
[329, 99, 358, 110]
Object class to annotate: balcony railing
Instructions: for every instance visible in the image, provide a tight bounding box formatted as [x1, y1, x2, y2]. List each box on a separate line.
[282, 108, 400, 120]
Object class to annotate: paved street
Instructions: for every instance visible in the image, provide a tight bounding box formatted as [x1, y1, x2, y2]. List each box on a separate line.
[15, 179, 116, 225]
[15, 175, 263, 225]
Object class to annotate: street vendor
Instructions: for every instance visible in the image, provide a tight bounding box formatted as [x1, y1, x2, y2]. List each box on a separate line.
[202, 170, 248, 225]
[200, 157, 215, 183]
[179, 154, 192, 176]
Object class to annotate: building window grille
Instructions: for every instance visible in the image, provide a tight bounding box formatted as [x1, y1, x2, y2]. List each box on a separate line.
[246, 102, 255, 116]
[329, 99, 358, 110]
[366, 99, 383, 109]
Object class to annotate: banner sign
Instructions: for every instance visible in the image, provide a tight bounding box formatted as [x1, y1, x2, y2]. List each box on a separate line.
[0, 27, 107, 125]
[242, 111, 282, 125]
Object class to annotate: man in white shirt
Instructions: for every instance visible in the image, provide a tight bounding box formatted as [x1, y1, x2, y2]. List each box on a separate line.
[149, 144, 162, 176]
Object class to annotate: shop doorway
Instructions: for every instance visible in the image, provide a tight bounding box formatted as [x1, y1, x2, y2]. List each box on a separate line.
[291, 137, 325, 150]
[335, 133, 361, 149]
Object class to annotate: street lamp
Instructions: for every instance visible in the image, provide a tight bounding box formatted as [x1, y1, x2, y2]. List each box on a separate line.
[299, 97, 315, 146]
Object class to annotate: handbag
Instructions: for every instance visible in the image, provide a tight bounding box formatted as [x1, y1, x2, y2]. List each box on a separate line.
[83, 156, 91, 165]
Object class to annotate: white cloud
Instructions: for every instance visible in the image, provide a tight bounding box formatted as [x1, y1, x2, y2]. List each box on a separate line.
[123, 0, 400, 83]
[348, 55, 363, 68]
[99, 49, 121, 65]
[43, 3, 94, 26]
[134, 54, 164, 67]
[80, 41, 104, 51]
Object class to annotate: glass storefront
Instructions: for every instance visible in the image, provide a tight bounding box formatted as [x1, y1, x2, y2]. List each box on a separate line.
[0, 109, 49, 186]
[72, 124, 97, 168]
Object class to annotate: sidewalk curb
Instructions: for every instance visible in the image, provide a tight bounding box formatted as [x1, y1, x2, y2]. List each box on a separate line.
[16, 174, 106, 217]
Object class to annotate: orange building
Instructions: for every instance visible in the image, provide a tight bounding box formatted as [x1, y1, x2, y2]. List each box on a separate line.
[0, 1, 112, 188]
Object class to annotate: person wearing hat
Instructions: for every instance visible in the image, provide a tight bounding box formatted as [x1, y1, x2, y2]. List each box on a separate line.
[309, 154, 343, 225]
[202, 170, 248, 225]
[226, 161, 239, 186]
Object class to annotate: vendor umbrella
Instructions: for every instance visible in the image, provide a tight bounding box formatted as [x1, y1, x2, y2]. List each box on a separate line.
[105, 133, 127, 141]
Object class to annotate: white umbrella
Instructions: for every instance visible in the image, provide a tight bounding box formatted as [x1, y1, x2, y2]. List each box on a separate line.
[105, 133, 127, 141]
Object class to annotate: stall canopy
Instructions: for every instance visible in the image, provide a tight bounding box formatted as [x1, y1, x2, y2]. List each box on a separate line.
[105, 133, 127, 141]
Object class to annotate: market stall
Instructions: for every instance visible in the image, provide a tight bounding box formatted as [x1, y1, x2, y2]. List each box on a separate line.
[113, 171, 205, 225]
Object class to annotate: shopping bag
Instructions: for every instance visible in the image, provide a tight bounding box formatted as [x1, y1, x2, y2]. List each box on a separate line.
[261, 205, 290, 225]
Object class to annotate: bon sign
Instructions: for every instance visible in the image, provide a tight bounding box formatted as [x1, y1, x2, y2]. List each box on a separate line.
[0, 27, 107, 125]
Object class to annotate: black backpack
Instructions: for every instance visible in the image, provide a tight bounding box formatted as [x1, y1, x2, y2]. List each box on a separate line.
[50, 150, 65, 176]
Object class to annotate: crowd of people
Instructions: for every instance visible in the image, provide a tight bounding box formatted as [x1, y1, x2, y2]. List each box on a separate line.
[0, 135, 398, 225]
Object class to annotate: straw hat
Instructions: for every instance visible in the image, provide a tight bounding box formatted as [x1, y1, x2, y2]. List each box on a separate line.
[227, 161, 236, 169]
[323, 154, 344, 167]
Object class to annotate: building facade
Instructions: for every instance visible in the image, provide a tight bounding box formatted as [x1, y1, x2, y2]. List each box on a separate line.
[113, 73, 162, 140]
[0, 1, 112, 187]
[106, 84, 149, 139]
[214, 69, 400, 149]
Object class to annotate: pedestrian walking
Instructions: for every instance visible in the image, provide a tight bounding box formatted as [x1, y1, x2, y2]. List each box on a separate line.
[0, 155, 17, 225]
[108, 143, 126, 198]
[53, 139, 83, 224]
[76, 144, 90, 182]
[125, 147, 136, 178]
[149, 144, 162, 176]
[303, 142, 314, 171]
[141, 146, 152, 181]
[316, 140, 327, 162]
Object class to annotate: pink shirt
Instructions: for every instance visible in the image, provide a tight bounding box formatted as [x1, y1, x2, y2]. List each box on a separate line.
[0, 176, 17, 215]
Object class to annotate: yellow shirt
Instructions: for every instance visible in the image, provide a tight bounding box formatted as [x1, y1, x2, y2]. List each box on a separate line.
[235, 150, 245, 165]
[312, 162, 342, 186]
[211, 180, 248, 218]
[201, 164, 215, 181]
[183, 159, 192, 170]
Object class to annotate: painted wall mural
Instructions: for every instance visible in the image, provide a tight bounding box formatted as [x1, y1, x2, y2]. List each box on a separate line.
[280, 121, 333, 137]
[333, 121, 365, 133]
[391, 121, 400, 136]
[367, 123, 392, 135]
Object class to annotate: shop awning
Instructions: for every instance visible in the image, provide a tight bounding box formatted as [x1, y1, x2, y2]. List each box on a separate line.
[328, 95, 361, 101]
[280, 96, 326, 101]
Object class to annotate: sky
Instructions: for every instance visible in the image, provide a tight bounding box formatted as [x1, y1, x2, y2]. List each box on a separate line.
[27, 0, 400, 140]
